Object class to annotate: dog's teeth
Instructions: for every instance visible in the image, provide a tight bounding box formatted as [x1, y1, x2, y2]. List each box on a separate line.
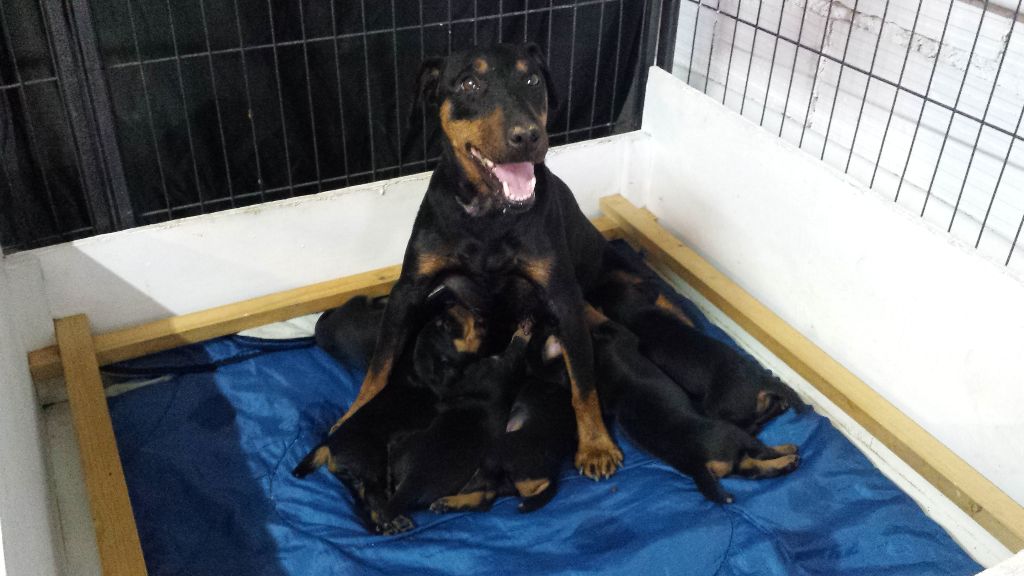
[502, 181, 510, 197]
[485, 159, 494, 168]
[528, 177, 536, 189]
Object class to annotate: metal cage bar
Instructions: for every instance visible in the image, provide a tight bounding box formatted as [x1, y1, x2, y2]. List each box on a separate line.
[1, 0, 672, 252]
[678, 0, 1024, 267]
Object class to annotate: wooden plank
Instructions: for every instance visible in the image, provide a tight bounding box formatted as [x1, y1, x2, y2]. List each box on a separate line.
[600, 193, 1024, 552]
[29, 215, 621, 382]
[54, 315, 149, 576]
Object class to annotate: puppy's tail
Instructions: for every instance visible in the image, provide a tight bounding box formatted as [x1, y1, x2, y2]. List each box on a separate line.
[292, 444, 331, 479]
[693, 468, 735, 504]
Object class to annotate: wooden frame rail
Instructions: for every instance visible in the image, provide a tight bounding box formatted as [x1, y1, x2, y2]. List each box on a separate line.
[54, 315, 148, 576]
[28, 216, 622, 382]
[31, 198, 1022, 575]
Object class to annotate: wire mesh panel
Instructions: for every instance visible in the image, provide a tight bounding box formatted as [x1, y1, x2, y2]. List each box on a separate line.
[674, 0, 1024, 269]
[0, 0, 666, 253]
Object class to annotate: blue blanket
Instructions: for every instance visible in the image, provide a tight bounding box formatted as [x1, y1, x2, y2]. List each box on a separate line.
[107, 269, 981, 576]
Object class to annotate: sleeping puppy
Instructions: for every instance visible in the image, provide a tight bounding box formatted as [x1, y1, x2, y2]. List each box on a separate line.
[590, 266, 806, 433]
[294, 292, 485, 534]
[379, 320, 534, 528]
[496, 333, 576, 512]
[585, 305, 800, 503]
[314, 295, 386, 373]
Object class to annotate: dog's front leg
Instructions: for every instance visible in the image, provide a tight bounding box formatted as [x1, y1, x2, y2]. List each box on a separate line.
[331, 253, 448, 431]
[532, 263, 623, 479]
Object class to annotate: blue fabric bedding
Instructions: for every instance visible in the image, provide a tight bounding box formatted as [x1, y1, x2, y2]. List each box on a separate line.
[107, 264, 982, 575]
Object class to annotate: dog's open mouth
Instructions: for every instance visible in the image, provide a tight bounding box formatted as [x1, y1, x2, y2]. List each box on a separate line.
[469, 146, 537, 206]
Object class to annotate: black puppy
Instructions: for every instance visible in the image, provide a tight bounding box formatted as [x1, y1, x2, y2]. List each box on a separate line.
[585, 305, 800, 503]
[380, 320, 534, 526]
[314, 295, 385, 374]
[497, 333, 576, 512]
[294, 297, 484, 534]
[333, 44, 622, 479]
[591, 266, 806, 433]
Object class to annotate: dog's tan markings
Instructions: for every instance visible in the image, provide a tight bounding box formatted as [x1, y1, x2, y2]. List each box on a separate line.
[564, 350, 623, 479]
[520, 256, 554, 287]
[448, 305, 483, 353]
[430, 490, 496, 512]
[771, 444, 799, 455]
[608, 269, 645, 286]
[706, 460, 734, 478]
[583, 303, 608, 327]
[737, 454, 799, 478]
[515, 478, 551, 498]
[332, 351, 394, 431]
[306, 446, 332, 471]
[515, 59, 529, 73]
[473, 58, 489, 74]
[440, 100, 507, 196]
[655, 293, 695, 327]
[415, 252, 454, 278]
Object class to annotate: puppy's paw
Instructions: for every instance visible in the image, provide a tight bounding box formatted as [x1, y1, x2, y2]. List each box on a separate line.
[772, 444, 799, 456]
[514, 317, 535, 340]
[377, 515, 415, 536]
[777, 453, 800, 474]
[575, 439, 624, 480]
[429, 498, 455, 514]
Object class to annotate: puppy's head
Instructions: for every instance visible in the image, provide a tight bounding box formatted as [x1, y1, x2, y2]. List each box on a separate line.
[417, 44, 557, 215]
[412, 304, 484, 389]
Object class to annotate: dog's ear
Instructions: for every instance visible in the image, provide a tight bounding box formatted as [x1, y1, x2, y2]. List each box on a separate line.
[416, 57, 446, 107]
[524, 43, 560, 117]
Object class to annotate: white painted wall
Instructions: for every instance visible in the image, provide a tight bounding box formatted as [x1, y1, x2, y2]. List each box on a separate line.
[674, 0, 1024, 272]
[2, 133, 650, 353]
[0, 248, 61, 576]
[640, 66, 1024, 507]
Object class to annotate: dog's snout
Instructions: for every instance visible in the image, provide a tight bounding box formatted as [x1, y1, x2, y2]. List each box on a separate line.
[507, 124, 541, 149]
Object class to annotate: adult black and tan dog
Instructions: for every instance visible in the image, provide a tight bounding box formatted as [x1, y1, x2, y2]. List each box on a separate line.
[330, 43, 622, 479]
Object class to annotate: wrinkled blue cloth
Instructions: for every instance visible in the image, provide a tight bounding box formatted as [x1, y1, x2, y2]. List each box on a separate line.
[107, 248, 981, 575]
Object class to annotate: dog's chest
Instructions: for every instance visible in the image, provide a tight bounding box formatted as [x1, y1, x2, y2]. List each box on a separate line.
[454, 234, 530, 277]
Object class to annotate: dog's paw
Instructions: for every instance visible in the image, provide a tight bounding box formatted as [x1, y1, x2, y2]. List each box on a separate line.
[772, 443, 799, 456]
[429, 498, 455, 514]
[377, 514, 415, 536]
[777, 453, 800, 474]
[575, 440, 623, 480]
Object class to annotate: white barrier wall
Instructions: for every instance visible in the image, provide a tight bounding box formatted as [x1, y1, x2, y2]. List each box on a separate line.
[640, 67, 1024, 506]
[0, 251, 60, 576]
[3, 133, 649, 353]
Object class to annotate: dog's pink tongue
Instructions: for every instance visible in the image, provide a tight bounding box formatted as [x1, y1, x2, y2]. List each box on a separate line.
[492, 162, 536, 200]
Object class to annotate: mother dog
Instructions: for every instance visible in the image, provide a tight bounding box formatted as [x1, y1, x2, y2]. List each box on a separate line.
[332, 43, 622, 479]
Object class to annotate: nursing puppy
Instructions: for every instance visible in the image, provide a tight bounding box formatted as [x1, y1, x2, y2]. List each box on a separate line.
[380, 320, 534, 527]
[585, 305, 799, 503]
[497, 333, 575, 512]
[314, 295, 385, 373]
[294, 292, 485, 534]
[591, 265, 805, 433]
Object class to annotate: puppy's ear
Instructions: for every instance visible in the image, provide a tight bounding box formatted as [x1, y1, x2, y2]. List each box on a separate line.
[524, 43, 560, 117]
[416, 57, 446, 107]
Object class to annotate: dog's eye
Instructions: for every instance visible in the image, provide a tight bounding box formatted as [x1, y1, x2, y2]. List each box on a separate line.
[460, 77, 480, 92]
[525, 73, 540, 86]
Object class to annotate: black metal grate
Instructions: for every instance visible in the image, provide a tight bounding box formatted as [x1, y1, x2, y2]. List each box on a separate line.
[1, 0, 672, 253]
[675, 0, 1024, 267]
